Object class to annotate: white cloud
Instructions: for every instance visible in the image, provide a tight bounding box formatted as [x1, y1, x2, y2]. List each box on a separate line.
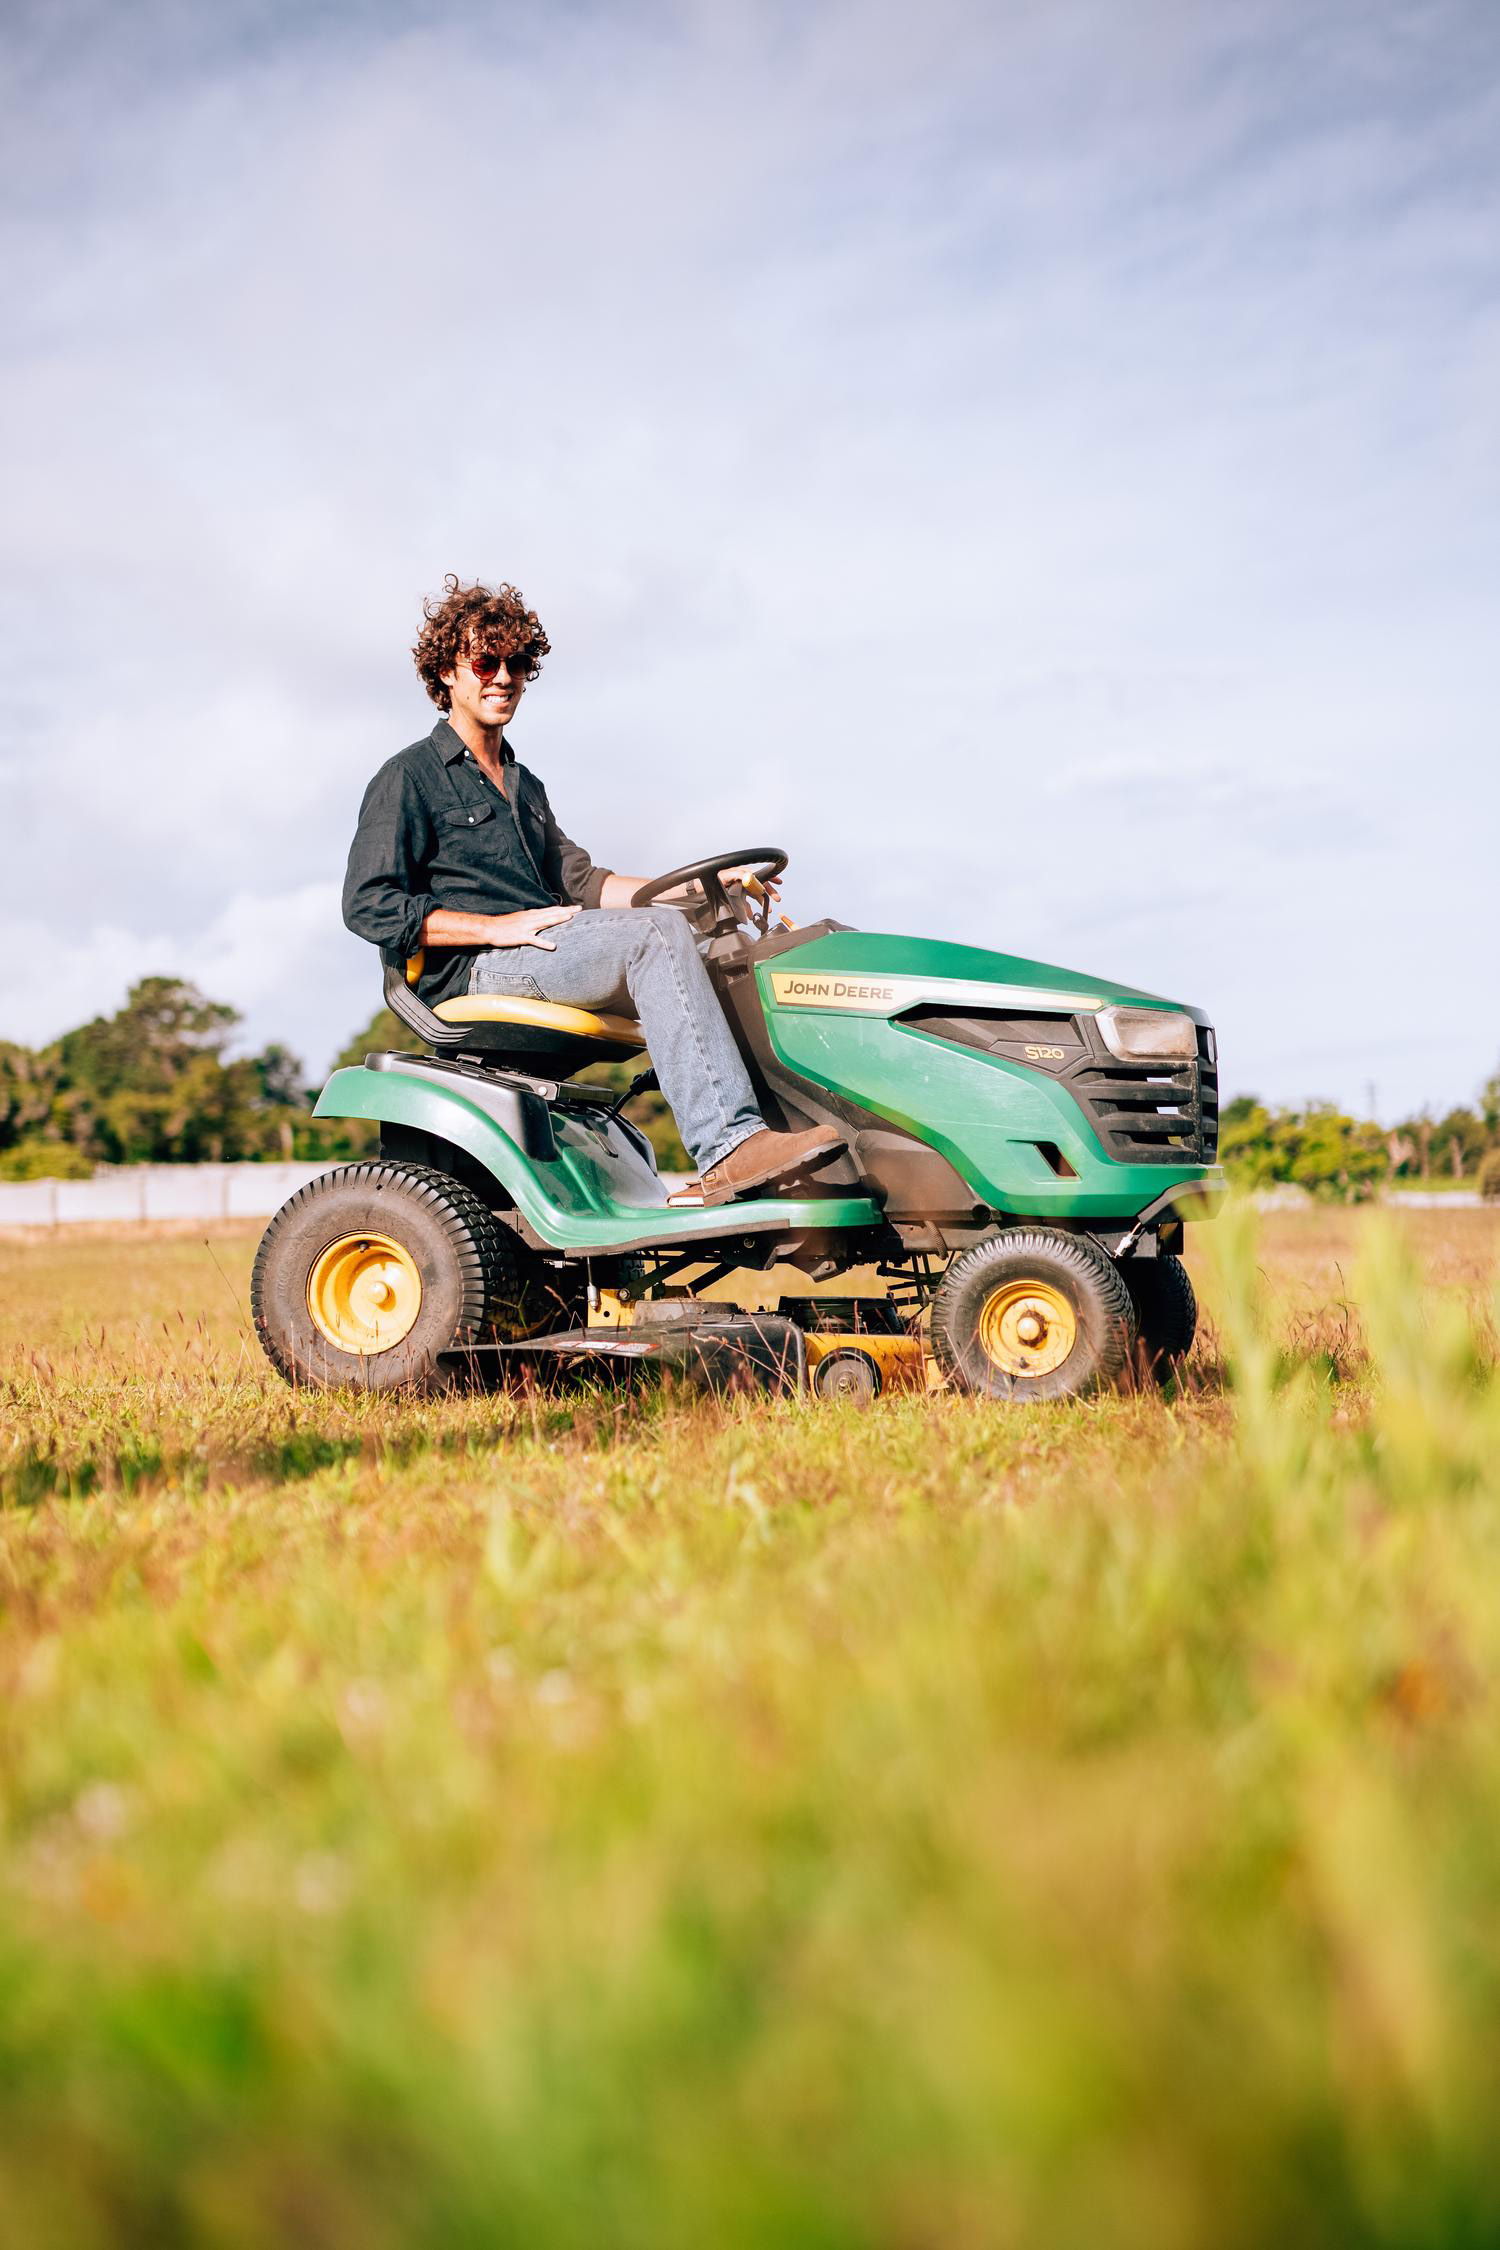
[1, 0, 1496, 1112]
[0, 883, 366, 1076]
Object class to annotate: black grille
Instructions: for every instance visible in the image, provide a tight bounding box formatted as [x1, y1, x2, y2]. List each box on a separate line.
[1070, 1022, 1218, 1165]
[1198, 1025, 1219, 1158]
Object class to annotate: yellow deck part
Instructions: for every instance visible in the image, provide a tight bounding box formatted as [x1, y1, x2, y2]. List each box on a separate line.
[802, 1330, 928, 1395]
[586, 1289, 931, 1393]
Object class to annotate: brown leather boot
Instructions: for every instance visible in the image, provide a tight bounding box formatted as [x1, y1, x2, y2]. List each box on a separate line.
[699, 1123, 846, 1207]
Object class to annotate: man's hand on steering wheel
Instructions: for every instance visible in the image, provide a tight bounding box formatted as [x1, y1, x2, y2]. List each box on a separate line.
[628, 849, 790, 938]
[715, 864, 782, 932]
[719, 863, 781, 904]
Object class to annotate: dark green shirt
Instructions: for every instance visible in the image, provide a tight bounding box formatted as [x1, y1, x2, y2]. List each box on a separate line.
[341, 718, 612, 1008]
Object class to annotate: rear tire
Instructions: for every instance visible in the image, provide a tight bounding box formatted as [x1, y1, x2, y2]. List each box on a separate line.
[1125, 1253, 1197, 1384]
[930, 1227, 1136, 1402]
[253, 1161, 519, 1392]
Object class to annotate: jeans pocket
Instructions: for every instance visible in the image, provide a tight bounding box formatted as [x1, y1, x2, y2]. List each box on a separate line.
[470, 958, 546, 1001]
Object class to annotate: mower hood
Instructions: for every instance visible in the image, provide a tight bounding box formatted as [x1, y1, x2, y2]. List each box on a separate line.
[756, 929, 1210, 1027]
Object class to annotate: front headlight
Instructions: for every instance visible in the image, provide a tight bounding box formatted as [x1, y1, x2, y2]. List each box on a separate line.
[1096, 1006, 1197, 1062]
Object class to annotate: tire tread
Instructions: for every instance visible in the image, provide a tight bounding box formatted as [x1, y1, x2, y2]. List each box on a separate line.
[251, 1160, 515, 1390]
[930, 1226, 1136, 1401]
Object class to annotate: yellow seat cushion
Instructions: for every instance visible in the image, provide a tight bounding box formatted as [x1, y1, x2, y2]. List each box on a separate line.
[432, 993, 646, 1046]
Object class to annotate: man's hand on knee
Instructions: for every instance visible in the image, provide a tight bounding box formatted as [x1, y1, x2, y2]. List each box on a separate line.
[420, 904, 580, 952]
[493, 905, 580, 951]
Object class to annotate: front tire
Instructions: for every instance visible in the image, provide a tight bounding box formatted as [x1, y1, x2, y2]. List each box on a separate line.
[1124, 1252, 1197, 1384]
[253, 1161, 517, 1392]
[930, 1227, 1136, 1402]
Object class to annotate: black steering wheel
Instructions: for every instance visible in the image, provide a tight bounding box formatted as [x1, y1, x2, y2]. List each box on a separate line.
[631, 848, 789, 939]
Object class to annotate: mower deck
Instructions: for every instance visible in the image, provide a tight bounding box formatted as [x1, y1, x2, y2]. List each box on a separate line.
[448, 1297, 929, 1400]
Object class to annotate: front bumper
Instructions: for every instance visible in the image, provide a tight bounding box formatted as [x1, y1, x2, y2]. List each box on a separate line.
[1114, 1170, 1227, 1243]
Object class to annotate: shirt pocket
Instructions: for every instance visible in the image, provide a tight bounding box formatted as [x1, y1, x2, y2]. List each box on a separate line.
[438, 800, 497, 836]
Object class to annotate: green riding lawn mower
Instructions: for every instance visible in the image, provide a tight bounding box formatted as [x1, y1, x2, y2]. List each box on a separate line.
[252, 849, 1223, 1404]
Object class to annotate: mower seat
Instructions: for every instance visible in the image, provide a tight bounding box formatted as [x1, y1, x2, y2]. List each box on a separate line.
[432, 991, 645, 1052]
[388, 951, 646, 1071]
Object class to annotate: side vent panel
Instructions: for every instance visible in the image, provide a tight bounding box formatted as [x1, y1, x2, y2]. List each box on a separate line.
[898, 1005, 1216, 1165]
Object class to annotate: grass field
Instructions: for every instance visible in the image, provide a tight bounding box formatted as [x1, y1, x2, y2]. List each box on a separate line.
[2, 1208, 1498, 2248]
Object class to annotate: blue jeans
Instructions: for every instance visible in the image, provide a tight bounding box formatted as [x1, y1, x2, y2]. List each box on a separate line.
[468, 907, 764, 1172]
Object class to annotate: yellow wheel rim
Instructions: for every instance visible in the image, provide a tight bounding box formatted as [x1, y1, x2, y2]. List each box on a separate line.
[977, 1278, 1077, 1378]
[306, 1232, 423, 1356]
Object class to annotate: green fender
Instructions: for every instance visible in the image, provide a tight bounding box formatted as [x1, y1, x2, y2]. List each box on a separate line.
[313, 1065, 881, 1255]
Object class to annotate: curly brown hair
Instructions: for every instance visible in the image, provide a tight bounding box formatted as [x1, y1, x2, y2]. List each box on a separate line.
[412, 576, 552, 711]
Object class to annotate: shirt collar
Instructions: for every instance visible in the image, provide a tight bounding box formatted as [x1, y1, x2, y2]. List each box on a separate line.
[432, 717, 515, 766]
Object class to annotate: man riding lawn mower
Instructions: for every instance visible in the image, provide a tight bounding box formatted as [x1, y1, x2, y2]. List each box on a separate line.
[252, 578, 1222, 1402]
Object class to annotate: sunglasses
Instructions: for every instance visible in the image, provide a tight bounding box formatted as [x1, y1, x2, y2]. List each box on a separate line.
[466, 646, 533, 683]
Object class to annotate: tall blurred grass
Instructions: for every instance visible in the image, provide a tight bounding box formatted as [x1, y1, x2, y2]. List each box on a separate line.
[1, 1210, 1498, 2247]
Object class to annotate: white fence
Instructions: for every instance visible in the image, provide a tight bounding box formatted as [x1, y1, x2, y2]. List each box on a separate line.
[1251, 1186, 1483, 1211]
[0, 1163, 336, 1229]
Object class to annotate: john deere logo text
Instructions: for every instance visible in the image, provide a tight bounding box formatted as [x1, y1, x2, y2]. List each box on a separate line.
[769, 972, 903, 1012]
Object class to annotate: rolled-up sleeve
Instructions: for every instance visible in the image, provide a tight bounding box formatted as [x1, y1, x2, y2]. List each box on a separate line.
[342, 757, 437, 964]
[538, 784, 612, 910]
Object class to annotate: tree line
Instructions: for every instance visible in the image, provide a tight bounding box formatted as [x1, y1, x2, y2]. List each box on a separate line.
[1220, 1091, 1500, 1201]
[1, 976, 1495, 1197]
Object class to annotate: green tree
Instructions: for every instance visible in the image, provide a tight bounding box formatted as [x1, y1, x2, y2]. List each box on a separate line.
[1479, 1068, 1500, 1137]
[1219, 1096, 1388, 1201]
[0, 979, 316, 1171]
[332, 1006, 424, 1073]
[1218, 1098, 1281, 1186]
[0, 1041, 62, 1148]
[55, 977, 238, 1109]
[1278, 1105, 1386, 1200]
[0, 1138, 94, 1182]
[1429, 1106, 1486, 1179]
[253, 1043, 311, 1159]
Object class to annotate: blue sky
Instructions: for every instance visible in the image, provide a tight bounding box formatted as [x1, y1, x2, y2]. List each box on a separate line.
[2, 0, 1495, 1119]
